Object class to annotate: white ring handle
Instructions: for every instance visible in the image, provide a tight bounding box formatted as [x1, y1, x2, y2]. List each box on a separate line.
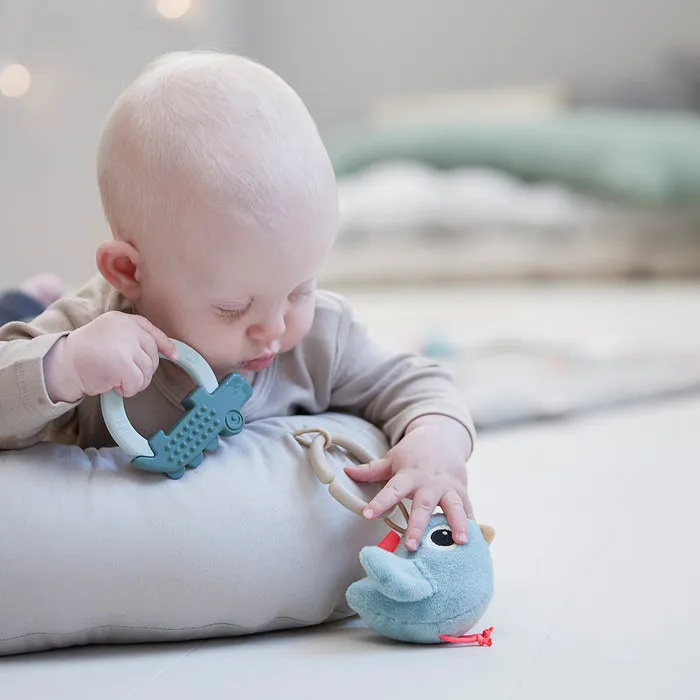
[100, 339, 219, 459]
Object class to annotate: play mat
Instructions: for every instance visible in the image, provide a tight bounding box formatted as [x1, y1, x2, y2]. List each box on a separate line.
[421, 335, 700, 429]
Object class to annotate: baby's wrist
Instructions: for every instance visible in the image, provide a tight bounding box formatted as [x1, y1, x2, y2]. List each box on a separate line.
[43, 335, 84, 404]
[405, 414, 474, 458]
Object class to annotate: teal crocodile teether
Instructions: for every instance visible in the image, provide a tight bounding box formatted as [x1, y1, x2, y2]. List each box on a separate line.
[100, 339, 252, 479]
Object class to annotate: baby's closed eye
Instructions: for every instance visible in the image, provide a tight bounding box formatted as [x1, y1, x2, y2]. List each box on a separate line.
[215, 303, 251, 321]
[288, 281, 317, 302]
[288, 289, 314, 302]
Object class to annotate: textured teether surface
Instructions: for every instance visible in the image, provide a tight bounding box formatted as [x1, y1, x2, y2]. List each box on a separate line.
[132, 373, 252, 478]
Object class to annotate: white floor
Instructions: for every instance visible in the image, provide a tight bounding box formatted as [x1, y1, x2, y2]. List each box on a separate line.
[344, 281, 700, 352]
[3, 283, 700, 699]
[3, 396, 699, 699]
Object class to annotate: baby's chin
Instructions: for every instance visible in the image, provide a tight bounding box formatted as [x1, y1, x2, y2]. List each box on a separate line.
[211, 363, 242, 378]
[211, 359, 254, 378]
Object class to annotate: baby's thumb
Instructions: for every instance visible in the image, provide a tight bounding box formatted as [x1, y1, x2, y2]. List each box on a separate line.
[345, 457, 392, 483]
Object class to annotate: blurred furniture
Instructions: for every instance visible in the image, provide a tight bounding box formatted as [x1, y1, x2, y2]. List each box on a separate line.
[322, 109, 700, 285]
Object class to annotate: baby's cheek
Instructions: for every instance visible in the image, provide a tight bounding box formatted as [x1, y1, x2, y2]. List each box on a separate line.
[281, 306, 314, 352]
[192, 324, 246, 368]
[279, 328, 302, 353]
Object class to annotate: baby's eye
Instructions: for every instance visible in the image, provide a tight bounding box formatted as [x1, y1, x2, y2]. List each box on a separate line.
[288, 288, 314, 302]
[216, 306, 248, 321]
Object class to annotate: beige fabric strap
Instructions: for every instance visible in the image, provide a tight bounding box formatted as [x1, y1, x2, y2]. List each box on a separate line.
[294, 428, 409, 535]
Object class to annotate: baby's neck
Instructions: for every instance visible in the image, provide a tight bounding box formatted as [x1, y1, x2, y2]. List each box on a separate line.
[159, 361, 196, 396]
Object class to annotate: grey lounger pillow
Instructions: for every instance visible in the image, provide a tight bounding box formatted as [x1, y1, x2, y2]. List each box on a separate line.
[0, 413, 388, 655]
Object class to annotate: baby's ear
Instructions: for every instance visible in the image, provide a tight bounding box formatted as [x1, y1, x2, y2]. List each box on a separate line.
[479, 524, 495, 545]
[96, 240, 142, 300]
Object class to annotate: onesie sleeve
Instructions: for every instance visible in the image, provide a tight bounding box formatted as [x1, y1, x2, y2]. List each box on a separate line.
[327, 293, 475, 448]
[0, 280, 107, 449]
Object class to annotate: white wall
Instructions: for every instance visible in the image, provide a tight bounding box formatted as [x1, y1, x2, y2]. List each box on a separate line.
[0, 0, 249, 287]
[250, 0, 700, 130]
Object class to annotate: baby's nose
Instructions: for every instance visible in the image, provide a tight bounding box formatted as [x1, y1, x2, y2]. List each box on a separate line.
[247, 314, 286, 342]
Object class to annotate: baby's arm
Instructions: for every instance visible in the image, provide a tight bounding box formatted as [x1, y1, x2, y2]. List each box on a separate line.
[0, 296, 93, 449]
[0, 291, 176, 450]
[329, 296, 474, 448]
[328, 295, 475, 550]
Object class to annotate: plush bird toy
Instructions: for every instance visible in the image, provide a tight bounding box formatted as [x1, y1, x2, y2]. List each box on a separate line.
[295, 429, 495, 647]
[347, 514, 494, 644]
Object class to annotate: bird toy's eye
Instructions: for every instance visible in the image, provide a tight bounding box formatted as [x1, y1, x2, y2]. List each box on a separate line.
[426, 525, 457, 549]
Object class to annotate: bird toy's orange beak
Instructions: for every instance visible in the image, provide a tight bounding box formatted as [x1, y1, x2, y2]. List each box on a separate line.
[377, 530, 401, 552]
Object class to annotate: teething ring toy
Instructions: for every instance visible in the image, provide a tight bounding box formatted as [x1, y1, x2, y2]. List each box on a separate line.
[101, 339, 252, 480]
[293, 428, 409, 535]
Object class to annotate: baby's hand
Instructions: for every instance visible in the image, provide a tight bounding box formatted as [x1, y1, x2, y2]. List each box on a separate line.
[44, 311, 178, 403]
[345, 416, 474, 552]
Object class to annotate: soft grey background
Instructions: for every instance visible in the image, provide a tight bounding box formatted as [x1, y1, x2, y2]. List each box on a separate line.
[1, 0, 699, 286]
[250, 0, 700, 127]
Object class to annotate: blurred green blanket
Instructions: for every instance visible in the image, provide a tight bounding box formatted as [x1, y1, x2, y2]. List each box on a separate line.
[329, 110, 700, 206]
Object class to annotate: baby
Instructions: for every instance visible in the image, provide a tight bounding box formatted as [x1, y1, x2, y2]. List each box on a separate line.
[0, 52, 475, 551]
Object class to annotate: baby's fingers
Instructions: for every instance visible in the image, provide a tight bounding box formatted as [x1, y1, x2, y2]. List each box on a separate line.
[345, 457, 391, 483]
[132, 348, 158, 390]
[461, 486, 475, 520]
[133, 316, 178, 361]
[363, 471, 413, 521]
[405, 489, 440, 552]
[115, 363, 146, 398]
[440, 490, 470, 544]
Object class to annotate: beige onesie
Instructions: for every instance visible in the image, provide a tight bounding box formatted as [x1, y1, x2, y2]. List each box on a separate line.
[0, 275, 474, 451]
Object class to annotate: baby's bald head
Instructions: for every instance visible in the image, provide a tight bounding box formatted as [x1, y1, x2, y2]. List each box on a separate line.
[95, 52, 338, 376]
[97, 51, 338, 255]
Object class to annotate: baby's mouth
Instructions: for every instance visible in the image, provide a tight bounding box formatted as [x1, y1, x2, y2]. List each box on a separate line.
[238, 353, 276, 372]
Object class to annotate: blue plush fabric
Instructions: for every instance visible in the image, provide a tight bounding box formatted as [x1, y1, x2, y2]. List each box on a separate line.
[346, 515, 494, 643]
[0, 291, 44, 326]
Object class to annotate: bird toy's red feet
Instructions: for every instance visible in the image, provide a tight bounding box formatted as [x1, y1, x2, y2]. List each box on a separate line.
[477, 627, 494, 646]
[439, 627, 494, 646]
